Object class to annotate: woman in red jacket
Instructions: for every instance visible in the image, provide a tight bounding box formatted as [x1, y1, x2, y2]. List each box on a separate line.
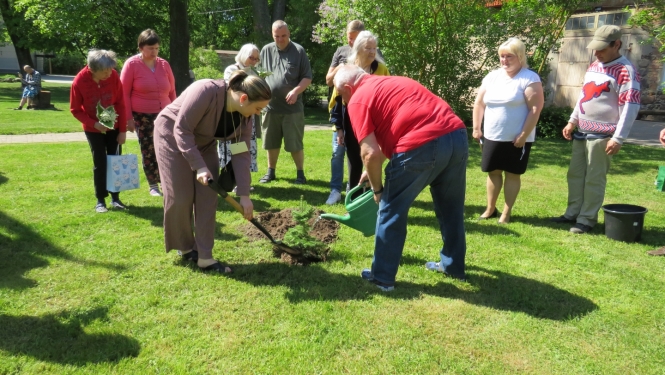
[70, 49, 128, 213]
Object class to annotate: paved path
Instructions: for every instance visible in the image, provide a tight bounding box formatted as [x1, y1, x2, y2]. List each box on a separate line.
[0, 125, 332, 144]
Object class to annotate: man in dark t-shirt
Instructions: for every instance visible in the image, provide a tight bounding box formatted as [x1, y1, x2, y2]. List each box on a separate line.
[259, 20, 312, 184]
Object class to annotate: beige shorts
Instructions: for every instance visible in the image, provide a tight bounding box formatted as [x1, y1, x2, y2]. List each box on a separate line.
[261, 111, 305, 152]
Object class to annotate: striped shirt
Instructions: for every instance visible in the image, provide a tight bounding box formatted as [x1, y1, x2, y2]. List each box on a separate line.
[569, 55, 641, 144]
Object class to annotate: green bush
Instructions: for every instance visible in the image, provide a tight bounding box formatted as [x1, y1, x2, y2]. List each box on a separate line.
[50, 54, 86, 75]
[537, 106, 572, 140]
[190, 47, 223, 71]
[192, 66, 224, 80]
[303, 84, 328, 108]
[189, 47, 224, 80]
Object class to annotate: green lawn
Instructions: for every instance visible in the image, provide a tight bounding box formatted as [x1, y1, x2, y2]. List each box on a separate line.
[1, 132, 665, 374]
[0, 82, 80, 134]
[0, 82, 331, 135]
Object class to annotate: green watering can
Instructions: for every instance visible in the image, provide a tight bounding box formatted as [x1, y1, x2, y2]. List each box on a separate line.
[320, 185, 379, 237]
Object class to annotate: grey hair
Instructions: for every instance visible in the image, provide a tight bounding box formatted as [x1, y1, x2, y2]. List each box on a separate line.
[272, 20, 288, 30]
[333, 64, 367, 92]
[235, 43, 259, 66]
[87, 49, 118, 72]
[347, 30, 384, 65]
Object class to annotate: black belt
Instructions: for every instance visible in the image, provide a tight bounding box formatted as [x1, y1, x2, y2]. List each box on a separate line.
[573, 131, 611, 140]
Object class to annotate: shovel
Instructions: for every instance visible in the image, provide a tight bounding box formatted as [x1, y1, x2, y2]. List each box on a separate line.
[206, 178, 301, 256]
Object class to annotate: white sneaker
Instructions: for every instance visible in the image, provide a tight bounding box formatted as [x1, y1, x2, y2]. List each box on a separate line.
[325, 190, 342, 205]
[149, 187, 163, 197]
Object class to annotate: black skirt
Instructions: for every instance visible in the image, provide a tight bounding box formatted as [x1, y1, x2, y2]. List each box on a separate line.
[480, 139, 533, 175]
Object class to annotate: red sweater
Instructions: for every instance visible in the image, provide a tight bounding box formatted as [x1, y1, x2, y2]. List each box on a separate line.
[120, 55, 176, 119]
[70, 66, 127, 133]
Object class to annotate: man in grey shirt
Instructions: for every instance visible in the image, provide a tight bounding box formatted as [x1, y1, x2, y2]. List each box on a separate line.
[259, 20, 312, 184]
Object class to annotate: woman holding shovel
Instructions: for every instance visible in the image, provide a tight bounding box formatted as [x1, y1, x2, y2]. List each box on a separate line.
[154, 71, 271, 274]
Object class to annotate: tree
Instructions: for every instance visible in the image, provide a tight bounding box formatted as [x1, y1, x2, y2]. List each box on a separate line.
[252, 0, 272, 46]
[314, 0, 588, 120]
[0, 0, 34, 70]
[630, 1, 665, 53]
[16, 0, 168, 57]
[170, 0, 190, 94]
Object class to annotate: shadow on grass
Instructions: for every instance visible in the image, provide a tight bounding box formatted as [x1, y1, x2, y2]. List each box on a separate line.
[251, 182, 332, 206]
[0, 210, 126, 290]
[0, 172, 7, 186]
[226, 262, 597, 321]
[0, 306, 140, 364]
[121, 204, 243, 241]
[527, 140, 665, 174]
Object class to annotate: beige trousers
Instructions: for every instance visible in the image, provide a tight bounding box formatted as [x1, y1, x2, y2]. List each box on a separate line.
[564, 138, 612, 227]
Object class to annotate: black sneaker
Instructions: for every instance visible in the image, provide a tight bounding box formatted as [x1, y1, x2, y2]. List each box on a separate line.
[294, 176, 307, 184]
[111, 200, 127, 210]
[550, 215, 575, 223]
[13, 107, 22, 110]
[259, 173, 275, 183]
[570, 223, 592, 234]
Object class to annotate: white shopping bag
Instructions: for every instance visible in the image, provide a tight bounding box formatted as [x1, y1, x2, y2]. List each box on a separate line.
[106, 153, 140, 192]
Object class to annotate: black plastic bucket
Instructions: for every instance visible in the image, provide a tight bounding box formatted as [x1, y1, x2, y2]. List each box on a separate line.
[601, 204, 648, 243]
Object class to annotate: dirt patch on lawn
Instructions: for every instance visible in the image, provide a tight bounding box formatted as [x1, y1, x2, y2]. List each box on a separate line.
[238, 208, 340, 265]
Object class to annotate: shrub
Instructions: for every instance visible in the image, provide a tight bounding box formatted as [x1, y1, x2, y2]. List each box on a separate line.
[303, 84, 328, 108]
[537, 106, 572, 140]
[189, 47, 224, 80]
[192, 66, 224, 80]
[50, 54, 86, 75]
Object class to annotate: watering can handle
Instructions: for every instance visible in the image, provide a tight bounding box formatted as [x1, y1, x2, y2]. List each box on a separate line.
[345, 184, 367, 206]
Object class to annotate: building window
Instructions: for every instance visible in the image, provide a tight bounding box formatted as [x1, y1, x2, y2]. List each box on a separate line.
[597, 12, 630, 27]
[565, 12, 631, 31]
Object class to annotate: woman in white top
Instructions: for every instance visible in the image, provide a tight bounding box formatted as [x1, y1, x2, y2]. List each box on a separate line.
[219, 44, 261, 183]
[472, 38, 544, 224]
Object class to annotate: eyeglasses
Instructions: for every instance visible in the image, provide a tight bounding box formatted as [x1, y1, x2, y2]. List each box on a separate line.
[248, 56, 260, 62]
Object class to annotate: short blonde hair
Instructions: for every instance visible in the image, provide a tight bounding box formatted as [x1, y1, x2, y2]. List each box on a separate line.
[498, 38, 528, 68]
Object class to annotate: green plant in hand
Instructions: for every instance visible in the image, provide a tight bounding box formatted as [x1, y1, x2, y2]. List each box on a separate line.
[283, 196, 326, 258]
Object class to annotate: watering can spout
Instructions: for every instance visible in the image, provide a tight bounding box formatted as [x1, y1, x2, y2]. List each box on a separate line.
[320, 212, 351, 224]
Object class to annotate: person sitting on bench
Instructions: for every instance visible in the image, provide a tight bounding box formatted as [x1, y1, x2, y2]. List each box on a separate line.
[15, 65, 41, 110]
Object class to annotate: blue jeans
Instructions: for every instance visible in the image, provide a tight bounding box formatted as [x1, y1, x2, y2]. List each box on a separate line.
[330, 131, 346, 192]
[371, 128, 469, 284]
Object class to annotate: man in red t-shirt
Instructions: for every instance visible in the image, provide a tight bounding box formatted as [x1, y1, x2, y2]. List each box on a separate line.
[334, 65, 469, 290]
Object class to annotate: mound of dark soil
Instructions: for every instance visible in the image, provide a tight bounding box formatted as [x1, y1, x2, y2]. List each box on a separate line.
[238, 209, 339, 265]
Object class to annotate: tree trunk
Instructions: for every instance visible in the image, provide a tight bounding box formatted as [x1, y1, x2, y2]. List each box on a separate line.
[0, 0, 35, 71]
[169, 0, 190, 95]
[272, 0, 286, 22]
[252, 0, 272, 46]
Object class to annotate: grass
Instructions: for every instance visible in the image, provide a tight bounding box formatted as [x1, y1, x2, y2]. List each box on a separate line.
[1, 131, 665, 374]
[0, 82, 332, 135]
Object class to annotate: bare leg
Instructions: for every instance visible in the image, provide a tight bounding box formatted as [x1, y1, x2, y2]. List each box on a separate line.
[482, 170, 503, 218]
[18, 98, 27, 108]
[290, 150, 304, 170]
[500, 172, 521, 224]
[267, 149, 280, 169]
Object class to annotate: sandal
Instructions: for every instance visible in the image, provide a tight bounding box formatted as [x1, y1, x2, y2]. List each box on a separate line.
[180, 250, 199, 262]
[200, 262, 233, 274]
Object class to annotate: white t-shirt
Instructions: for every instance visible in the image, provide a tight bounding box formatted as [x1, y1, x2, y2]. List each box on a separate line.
[481, 68, 541, 142]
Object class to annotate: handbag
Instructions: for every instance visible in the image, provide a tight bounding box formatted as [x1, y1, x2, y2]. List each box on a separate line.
[218, 112, 236, 193]
[656, 166, 665, 192]
[106, 146, 140, 192]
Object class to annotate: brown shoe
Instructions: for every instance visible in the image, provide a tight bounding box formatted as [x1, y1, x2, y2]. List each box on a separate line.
[647, 247, 665, 256]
